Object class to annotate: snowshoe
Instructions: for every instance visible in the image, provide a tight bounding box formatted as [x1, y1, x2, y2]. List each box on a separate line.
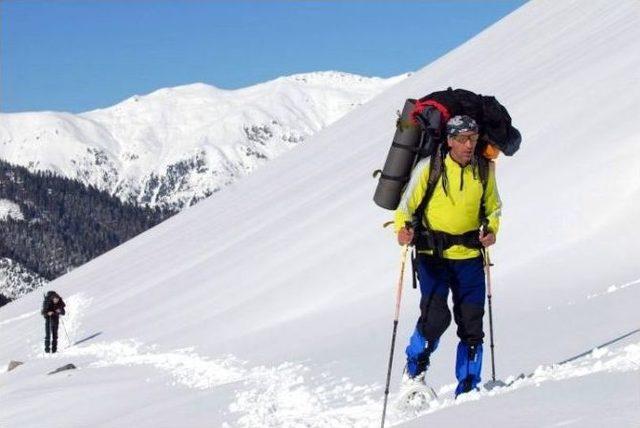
[395, 371, 437, 411]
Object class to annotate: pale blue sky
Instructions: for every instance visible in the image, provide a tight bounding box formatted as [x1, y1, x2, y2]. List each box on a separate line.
[0, 1, 526, 113]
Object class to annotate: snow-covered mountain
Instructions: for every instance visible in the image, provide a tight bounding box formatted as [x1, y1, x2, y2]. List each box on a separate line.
[0, 258, 46, 302]
[1, 1, 639, 427]
[0, 72, 407, 210]
[0, 72, 405, 303]
[0, 201, 45, 303]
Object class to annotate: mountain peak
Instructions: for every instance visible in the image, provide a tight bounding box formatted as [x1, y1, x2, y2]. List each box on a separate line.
[0, 71, 406, 210]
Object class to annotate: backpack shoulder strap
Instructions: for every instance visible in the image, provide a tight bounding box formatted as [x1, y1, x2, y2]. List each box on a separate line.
[412, 148, 444, 231]
[477, 156, 492, 226]
[477, 156, 489, 188]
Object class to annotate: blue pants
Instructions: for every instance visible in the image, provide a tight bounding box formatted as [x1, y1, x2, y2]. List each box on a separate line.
[405, 254, 486, 394]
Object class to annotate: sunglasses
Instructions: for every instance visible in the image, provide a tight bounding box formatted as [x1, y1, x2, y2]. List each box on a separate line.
[452, 133, 479, 143]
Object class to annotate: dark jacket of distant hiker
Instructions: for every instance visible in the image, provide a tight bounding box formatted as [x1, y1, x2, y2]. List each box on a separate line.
[42, 291, 66, 318]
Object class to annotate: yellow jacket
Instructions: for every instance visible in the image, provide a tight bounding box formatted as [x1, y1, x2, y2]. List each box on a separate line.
[394, 154, 502, 259]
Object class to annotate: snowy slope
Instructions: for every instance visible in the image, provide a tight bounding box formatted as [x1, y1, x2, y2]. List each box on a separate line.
[0, 72, 406, 209]
[1, 1, 640, 427]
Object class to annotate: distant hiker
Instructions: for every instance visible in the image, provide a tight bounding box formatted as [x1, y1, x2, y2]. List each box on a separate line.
[42, 291, 66, 353]
[395, 115, 501, 396]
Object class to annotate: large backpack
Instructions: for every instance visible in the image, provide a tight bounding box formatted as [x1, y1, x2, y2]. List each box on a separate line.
[373, 87, 521, 211]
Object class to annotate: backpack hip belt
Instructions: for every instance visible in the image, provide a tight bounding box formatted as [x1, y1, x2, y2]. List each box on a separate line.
[413, 229, 483, 258]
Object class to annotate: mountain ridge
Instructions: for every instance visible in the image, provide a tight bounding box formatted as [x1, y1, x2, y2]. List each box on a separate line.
[1, 71, 407, 209]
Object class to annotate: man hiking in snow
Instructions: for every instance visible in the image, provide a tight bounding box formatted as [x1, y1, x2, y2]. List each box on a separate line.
[394, 115, 501, 396]
[42, 291, 66, 353]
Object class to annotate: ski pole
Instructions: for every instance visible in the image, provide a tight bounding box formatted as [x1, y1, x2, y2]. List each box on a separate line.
[381, 244, 410, 428]
[60, 317, 72, 347]
[484, 249, 497, 382]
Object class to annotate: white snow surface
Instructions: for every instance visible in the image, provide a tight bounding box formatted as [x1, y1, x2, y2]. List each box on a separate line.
[0, 199, 23, 221]
[2, 1, 640, 427]
[0, 71, 406, 209]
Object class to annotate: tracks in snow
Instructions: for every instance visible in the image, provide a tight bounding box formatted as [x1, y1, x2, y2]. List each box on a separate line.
[9, 286, 640, 427]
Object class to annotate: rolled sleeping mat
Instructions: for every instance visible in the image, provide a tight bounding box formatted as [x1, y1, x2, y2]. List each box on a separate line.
[373, 99, 422, 210]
